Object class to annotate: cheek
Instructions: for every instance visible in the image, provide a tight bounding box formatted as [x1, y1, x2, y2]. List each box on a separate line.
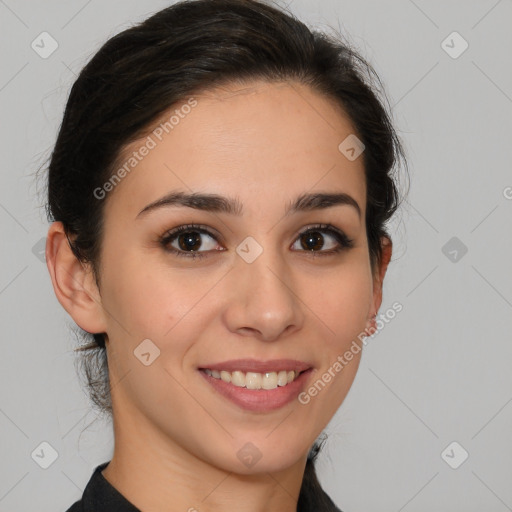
[296, 261, 371, 426]
[308, 259, 373, 344]
[99, 251, 179, 338]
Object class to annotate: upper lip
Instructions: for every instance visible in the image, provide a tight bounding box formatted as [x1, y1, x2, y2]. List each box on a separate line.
[198, 359, 312, 374]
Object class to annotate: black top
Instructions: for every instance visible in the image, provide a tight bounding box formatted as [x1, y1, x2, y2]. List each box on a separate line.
[65, 461, 140, 512]
[65, 460, 342, 512]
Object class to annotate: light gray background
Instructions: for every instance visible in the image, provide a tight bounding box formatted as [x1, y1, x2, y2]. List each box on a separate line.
[1, 0, 511, 511]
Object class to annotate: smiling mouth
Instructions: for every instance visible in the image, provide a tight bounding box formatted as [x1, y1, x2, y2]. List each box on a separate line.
[198, 366, 314, 412]
[199, 368, 310, 390]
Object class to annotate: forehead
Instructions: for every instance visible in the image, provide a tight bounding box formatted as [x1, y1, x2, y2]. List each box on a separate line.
[104, 80, 366, 220]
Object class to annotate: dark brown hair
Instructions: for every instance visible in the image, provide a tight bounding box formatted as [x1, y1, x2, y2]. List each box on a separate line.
[42, 0, 408, 509]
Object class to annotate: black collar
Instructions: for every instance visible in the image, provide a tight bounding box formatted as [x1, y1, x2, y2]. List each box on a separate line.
[66, 461, 140, 511]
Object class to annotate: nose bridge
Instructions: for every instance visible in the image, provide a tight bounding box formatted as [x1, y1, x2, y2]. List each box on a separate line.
[242, 244, 288, 298]
[239, 230, 293, 290]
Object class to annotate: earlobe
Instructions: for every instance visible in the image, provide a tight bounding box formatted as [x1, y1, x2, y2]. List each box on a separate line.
[45, 221, 107, 335]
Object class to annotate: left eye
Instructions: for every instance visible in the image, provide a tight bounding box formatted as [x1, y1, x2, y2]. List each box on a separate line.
[292, 228, 341, 252]
[159, 223, 353, 259]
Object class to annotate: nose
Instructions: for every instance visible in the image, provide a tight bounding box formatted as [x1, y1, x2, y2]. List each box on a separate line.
[223, 246, 304, 342]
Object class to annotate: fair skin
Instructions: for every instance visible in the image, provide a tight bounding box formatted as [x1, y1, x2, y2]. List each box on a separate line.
[46, 80, 391, 512]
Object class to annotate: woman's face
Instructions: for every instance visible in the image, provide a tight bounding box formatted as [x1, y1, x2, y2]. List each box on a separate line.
[91, 80, 384, 474]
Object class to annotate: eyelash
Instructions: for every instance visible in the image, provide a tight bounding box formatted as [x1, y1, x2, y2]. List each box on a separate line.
[159, 223, 354, 260]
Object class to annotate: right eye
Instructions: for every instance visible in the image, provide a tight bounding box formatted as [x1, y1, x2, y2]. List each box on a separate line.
[159, 224, 224, 259]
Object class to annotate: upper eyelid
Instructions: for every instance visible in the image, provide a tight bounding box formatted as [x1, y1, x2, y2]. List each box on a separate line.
[162, 224, 221, 242]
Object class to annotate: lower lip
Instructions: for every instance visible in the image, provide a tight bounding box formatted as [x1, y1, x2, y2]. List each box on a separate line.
[198, 368, 314, 412]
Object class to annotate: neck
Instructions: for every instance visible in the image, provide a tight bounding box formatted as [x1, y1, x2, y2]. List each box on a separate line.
[101, 402, 308, 512]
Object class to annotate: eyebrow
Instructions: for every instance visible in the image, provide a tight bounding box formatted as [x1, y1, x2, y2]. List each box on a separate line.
[136, 190, 361, 220]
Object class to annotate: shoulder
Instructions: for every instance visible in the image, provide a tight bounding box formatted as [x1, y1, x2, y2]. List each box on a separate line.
[64, 500, 83, 512]
[62, 461, 109, 512]
[62, 460, 141, 511]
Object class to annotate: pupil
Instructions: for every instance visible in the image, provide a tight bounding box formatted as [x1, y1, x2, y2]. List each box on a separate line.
[179, 232, 201, 251]
[303, 232, 322, 251]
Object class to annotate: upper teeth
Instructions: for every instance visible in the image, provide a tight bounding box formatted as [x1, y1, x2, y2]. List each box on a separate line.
[203, 369, 300, 390]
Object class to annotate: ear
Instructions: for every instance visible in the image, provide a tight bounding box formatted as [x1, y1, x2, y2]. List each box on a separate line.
[365, 236, 392, 334]
[45, 221, 108, 335]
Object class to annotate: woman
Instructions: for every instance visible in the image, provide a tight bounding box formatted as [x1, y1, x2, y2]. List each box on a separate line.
[44, 0, 407, 510]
